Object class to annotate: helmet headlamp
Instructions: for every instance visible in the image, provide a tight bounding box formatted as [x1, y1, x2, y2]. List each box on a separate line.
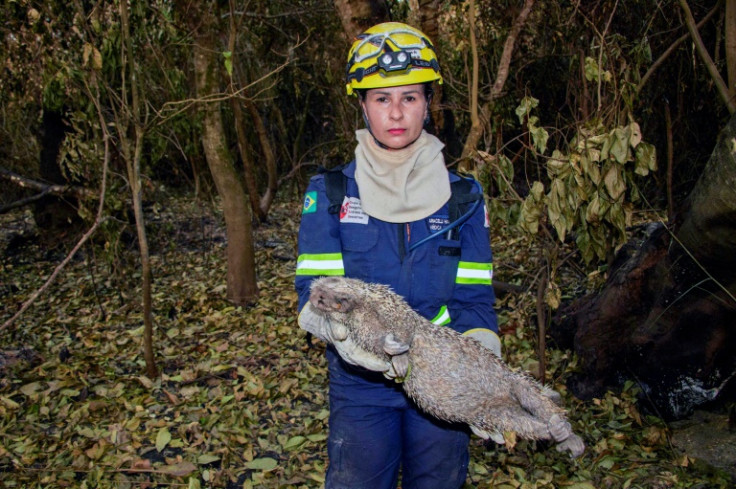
[345, 22, 443, 96]
[378, 50, 412, 72]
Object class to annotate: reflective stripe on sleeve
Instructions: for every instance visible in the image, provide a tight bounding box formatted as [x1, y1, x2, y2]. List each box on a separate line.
[430, 305, 451, 325]
[456, 261, 493, 285]
[296, 253, 345, 276]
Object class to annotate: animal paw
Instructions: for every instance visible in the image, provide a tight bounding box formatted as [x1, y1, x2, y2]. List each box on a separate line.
[470, 425, 505, 445]
[555, 433, 585, 458]
[384, 353, 410, 380]
[383, 333, 410, 355]
[547, 414, 572, 442]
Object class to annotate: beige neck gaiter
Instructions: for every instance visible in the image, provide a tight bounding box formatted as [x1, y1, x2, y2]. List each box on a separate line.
[354, 129, 451, 223]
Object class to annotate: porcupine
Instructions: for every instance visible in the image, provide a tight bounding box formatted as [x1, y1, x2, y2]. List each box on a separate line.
[300, 276, 585, 458]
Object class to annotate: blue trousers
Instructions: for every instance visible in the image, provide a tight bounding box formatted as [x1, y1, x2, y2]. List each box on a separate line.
[325, 349, 470, 489]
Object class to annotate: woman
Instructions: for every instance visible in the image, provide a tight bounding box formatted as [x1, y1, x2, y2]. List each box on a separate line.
[295, 22, 500, 489]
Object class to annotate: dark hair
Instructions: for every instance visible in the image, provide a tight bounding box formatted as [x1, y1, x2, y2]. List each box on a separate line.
[423, 83, 434, 102]
[356, 82, 434, 102]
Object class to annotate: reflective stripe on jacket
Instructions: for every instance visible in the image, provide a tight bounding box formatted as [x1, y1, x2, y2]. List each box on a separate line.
[295, 161, 498, 335]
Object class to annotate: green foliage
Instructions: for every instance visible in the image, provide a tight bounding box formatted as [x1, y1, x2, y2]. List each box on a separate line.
[518, 181, 545, 235]
[222, 51, 233, 77]
[584, 56, 612, 83]
[515, 95, 657, 263]
[515, 97, 549, 154]
[58, 110, 104, 184]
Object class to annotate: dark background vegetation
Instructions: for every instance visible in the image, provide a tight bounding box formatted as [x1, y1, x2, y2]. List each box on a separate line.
[1, 0, 735, 487]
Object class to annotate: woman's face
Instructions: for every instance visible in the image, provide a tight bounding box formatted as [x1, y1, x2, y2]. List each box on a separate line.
[360, 84, 428, 150]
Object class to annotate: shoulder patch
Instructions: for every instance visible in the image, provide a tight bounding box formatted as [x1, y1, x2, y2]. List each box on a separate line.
[339, 196, 369, 224]
[302, 191, 317, 214]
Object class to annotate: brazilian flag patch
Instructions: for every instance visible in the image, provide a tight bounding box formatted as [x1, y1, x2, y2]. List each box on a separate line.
[302, 191, 317, 214]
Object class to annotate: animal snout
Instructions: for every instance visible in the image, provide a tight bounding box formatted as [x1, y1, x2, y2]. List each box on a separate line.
[309, 292, 329, 309]
[309, 277, 357, 313]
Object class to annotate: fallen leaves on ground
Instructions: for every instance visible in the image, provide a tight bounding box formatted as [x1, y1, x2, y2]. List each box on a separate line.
[0, 195, 732, 488]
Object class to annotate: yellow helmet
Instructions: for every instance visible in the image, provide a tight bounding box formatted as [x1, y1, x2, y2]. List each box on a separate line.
[345, 22, 443, 96]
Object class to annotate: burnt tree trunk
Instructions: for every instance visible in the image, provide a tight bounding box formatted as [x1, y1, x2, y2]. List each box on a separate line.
[32, 109, 82, 240]
[555, 114, 736, 420]
[333, 0, 389, 40]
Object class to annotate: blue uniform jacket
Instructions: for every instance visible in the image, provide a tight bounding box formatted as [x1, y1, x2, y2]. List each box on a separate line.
[296, 162, 498, 339]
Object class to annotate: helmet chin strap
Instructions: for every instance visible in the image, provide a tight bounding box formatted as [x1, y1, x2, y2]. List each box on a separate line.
[360, 109, 388, 149]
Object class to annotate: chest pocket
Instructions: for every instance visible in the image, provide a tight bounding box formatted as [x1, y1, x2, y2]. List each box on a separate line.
[340, 222, 379, 282]
[427, 238, 461, 301]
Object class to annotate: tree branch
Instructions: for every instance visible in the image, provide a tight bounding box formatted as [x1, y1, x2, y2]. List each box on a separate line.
[637, 0, 722, 94]
[726, 0, 736, 98]
[678, 0, 736, 113]
[461, 0, 536, 161]
[489, 0, 536, 101]
[0, 190, 51, 214]
[0, 166, 96, 202]
[469, 0, 479, 131]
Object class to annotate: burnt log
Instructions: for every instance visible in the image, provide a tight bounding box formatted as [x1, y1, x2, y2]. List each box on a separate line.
[554, 114, 736, 420]
[0, 167, 95, 215]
